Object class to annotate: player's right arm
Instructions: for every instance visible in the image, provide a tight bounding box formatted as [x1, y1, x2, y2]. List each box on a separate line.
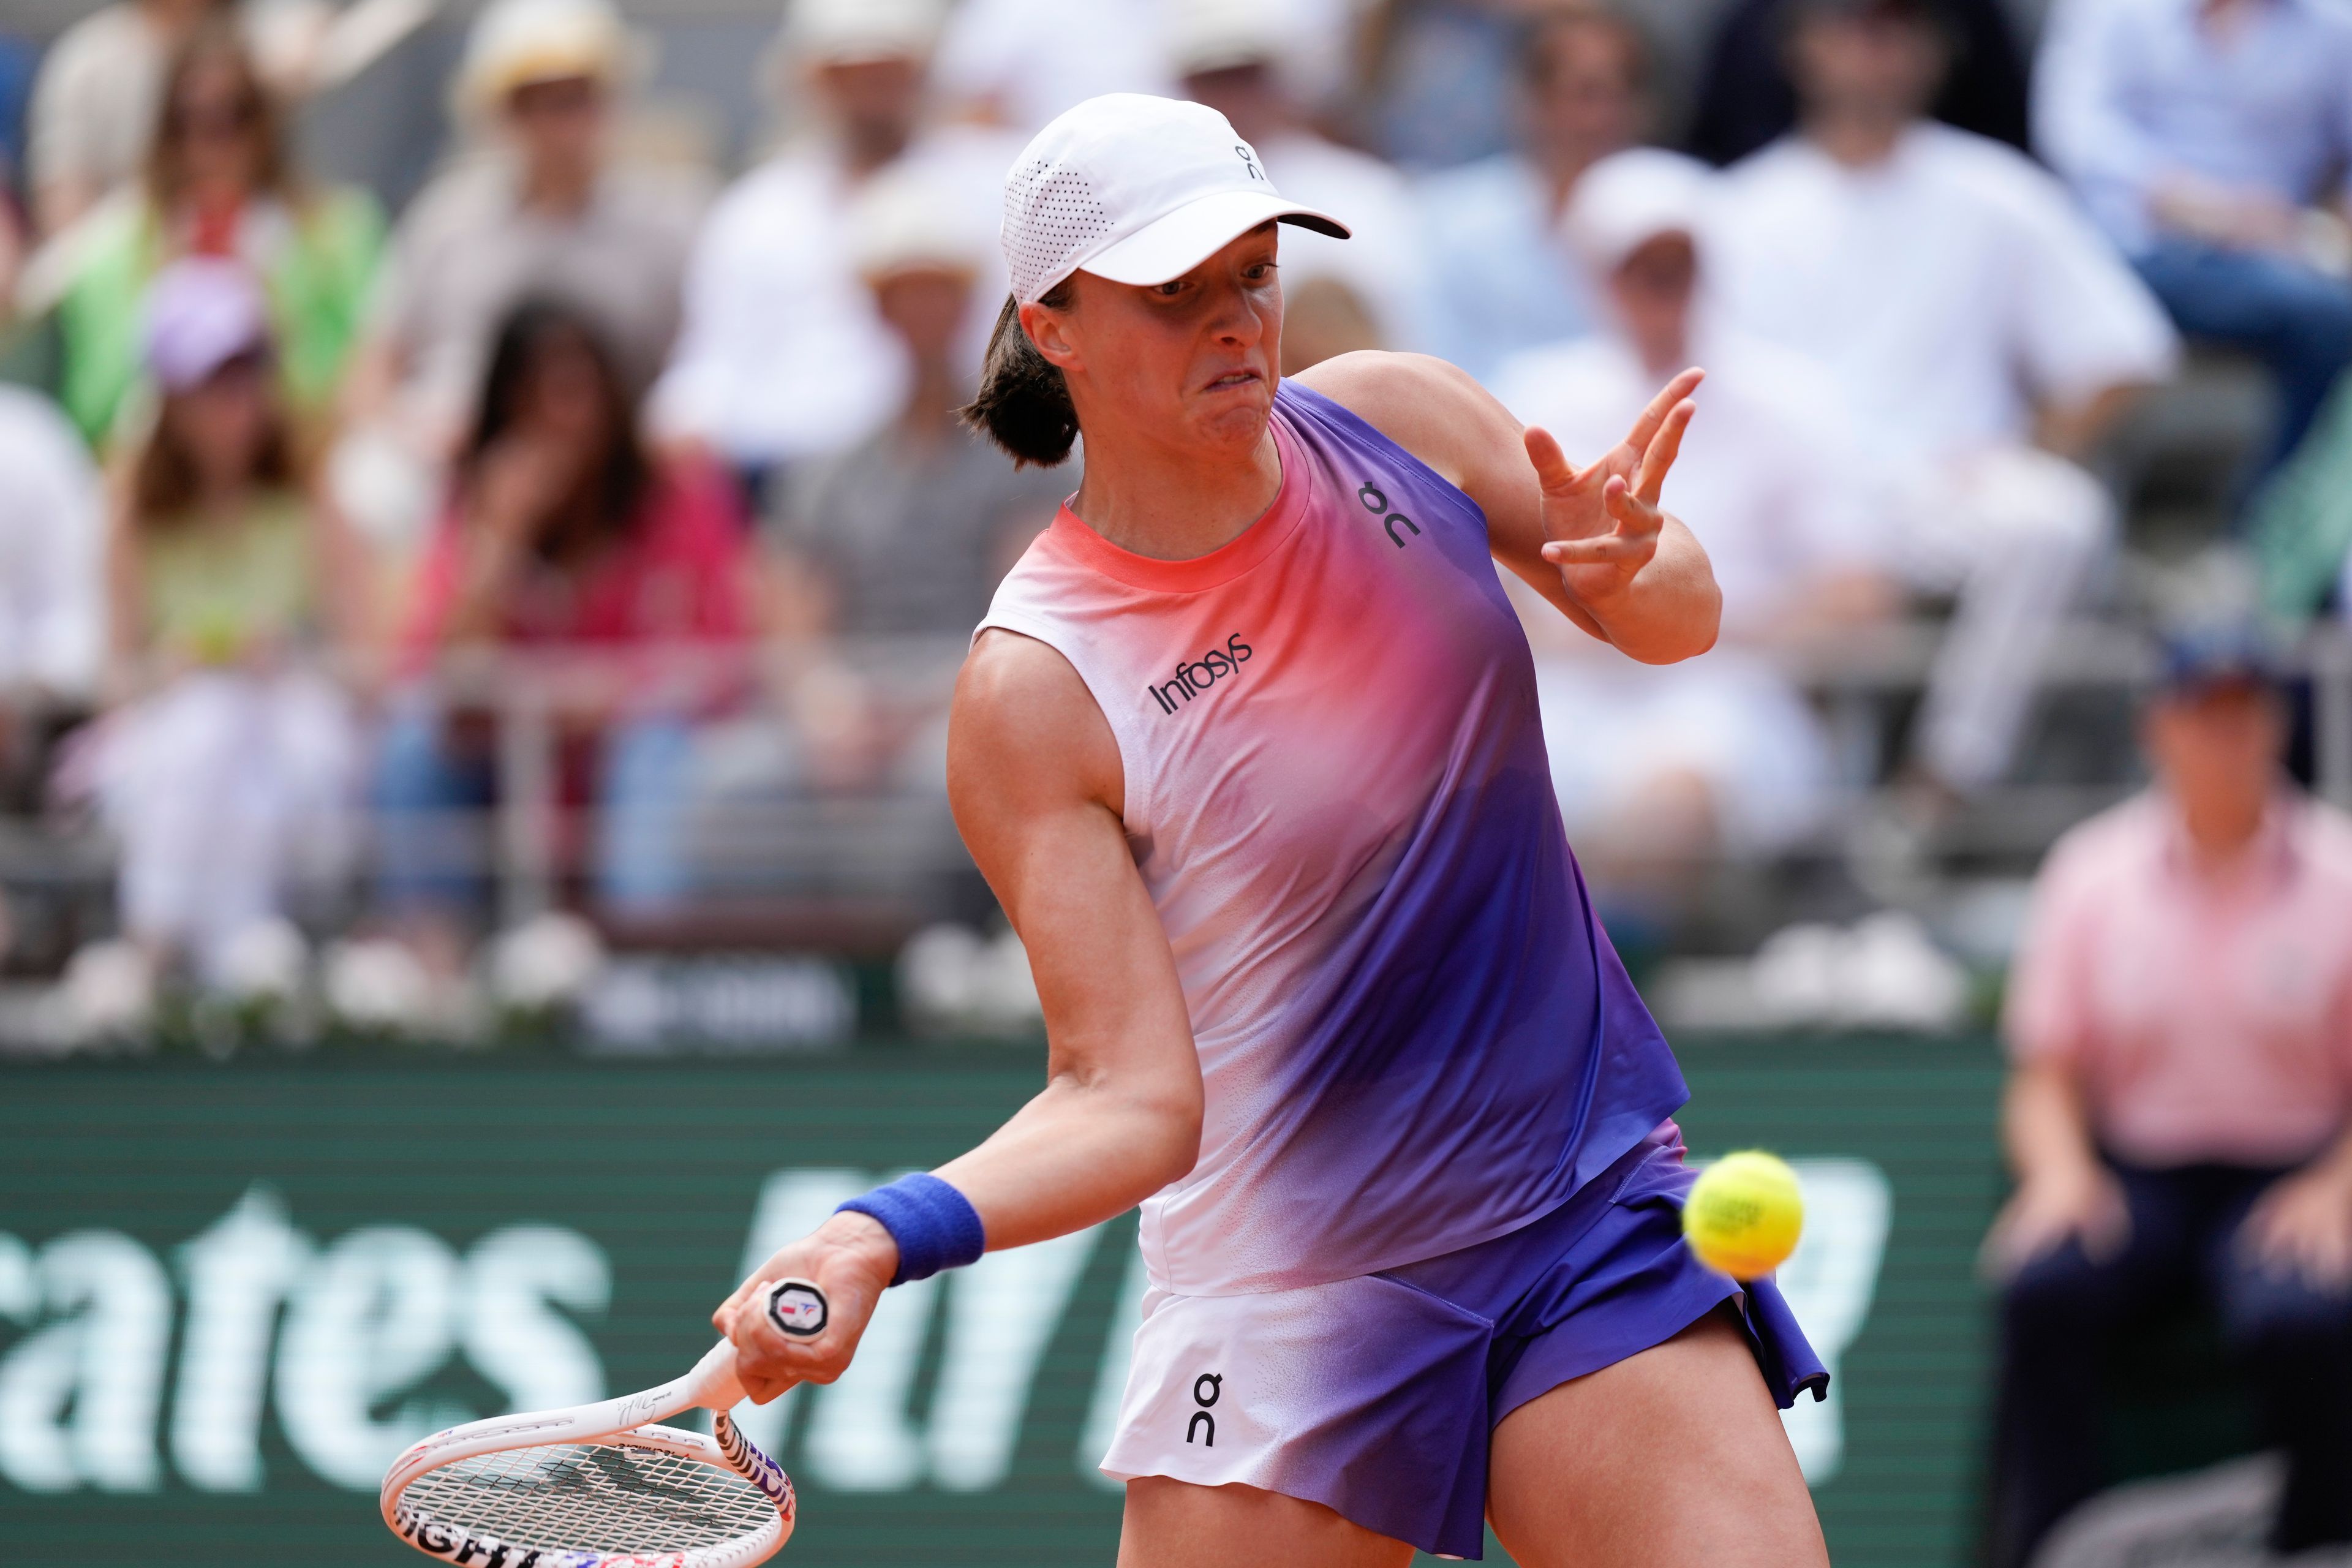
[716, 628, 1203, 1400]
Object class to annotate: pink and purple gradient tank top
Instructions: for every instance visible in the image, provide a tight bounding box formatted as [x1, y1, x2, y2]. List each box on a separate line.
[978, 381, 1687, 1296]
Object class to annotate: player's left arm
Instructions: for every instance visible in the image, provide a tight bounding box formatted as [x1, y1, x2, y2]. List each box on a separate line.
[1296, 351, 1720, 665]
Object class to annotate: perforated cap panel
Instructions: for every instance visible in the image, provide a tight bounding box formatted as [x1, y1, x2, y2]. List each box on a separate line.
[1004, 159, 1114, 306]
[997, 93, 1348, 303]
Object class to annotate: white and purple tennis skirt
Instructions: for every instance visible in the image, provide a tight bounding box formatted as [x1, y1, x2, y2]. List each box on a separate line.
[1100, 1128, 1830, 1561]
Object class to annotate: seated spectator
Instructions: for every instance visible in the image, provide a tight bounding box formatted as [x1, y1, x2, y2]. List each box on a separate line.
[1412, 5, 1648, 385]
[1168, 0, 1433, 368]
[763, 167, 1063, 790]
[1711, 0, 2178, 808]
[1492, 151, 1874, 910]
[26, 0, 230, 239]
[88, 259, 359, 981]
[1686, 0, 2028, 167]
[2037, 0, 2352, 490]
[375, 300, 751, 967]
[342, 0, 707, 541]
[1985, 626, 2352, 1568]
[0, 385, 104, 959]
[50, 20, 382, 451]
[654, 0, 1014, 488]
[930, 0, 1174, 134]
[0, 384, 103, 729]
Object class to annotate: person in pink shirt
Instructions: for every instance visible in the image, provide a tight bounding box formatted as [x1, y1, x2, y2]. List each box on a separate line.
[372, 298, 752, 966]
[1985, 625, 2352, 1568]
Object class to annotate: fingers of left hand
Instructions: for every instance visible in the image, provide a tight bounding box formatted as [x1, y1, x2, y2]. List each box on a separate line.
[1543, 533, 1654, 568]
[1522, 424, 1577, 492]
[1601, 476, 1664, 535]
[1634, 400, 1697, 507]
[1626, 368, 1705, 453]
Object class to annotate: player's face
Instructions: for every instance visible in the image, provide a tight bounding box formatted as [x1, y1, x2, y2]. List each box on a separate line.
[1042, 225, 1284, 456]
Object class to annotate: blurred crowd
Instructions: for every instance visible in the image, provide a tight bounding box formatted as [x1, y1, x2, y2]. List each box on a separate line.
[0, 0, 2349, 1016]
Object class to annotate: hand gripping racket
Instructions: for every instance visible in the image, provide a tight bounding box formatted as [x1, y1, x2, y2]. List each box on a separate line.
[381, 1278, 830, 1568]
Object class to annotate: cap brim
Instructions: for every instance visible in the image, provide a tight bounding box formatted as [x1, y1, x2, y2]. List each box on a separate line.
[1078, 188, 1350, 290]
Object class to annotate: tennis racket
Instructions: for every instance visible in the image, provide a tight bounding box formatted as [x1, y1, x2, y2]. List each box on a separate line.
[381, 1278, 831, 1568]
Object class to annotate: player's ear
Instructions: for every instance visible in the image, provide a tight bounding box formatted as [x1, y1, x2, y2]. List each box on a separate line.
[1019, 298, 1081, 373]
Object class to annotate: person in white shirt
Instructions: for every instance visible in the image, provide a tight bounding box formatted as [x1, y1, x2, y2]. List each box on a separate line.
[0, 386, 104, 716]
[1493, 151, 1874, 900]
[650, 0, 1016, 487]
[1712, 0, 2179, 803]
[1166, 0, 1434, 368]
[0, 386, 102, 966]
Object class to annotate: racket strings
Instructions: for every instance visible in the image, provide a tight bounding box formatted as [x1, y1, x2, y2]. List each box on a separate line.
[404, 1439, 776, 1553]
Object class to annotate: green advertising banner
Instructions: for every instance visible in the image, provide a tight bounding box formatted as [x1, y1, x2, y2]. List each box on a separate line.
[0, 1037, 2007, 1567]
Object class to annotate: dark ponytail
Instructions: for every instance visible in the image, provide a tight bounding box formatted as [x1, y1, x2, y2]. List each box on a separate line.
[959, 283, 1079, 469]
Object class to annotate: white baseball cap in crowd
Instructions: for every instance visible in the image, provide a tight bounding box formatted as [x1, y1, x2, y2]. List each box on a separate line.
[1001, 93, 1349, 306]
[782, 0, 944, 66]
[1562, 148, 1717, 274]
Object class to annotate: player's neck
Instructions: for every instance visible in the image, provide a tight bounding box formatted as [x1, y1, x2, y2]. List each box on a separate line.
[1069, 426, 1284, 563]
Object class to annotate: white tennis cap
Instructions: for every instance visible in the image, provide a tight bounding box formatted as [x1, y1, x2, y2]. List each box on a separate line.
[1001, 92, 1349, 306]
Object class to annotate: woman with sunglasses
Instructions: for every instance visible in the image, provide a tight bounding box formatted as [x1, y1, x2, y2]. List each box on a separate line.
[50, 18, 382, 451]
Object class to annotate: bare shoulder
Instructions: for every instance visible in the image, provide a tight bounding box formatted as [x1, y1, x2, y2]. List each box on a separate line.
[950, 628, 1125, 822]
[1292, 351, 1517, 489]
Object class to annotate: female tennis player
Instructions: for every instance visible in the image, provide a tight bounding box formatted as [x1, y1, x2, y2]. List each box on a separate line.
[715, 94, 1830, 1567]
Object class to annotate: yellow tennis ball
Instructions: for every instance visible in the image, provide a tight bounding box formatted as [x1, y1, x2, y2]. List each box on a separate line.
[1683, 1151, 1804, 1280]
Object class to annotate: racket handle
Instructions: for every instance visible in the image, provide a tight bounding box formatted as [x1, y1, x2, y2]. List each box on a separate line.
[764, 1277, 829, 1339]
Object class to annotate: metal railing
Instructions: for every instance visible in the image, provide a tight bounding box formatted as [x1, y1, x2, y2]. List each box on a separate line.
[2, 620, 2347, 956]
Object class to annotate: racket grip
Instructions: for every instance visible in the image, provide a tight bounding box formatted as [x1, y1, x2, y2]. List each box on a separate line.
[764, 1277, 829, 1339]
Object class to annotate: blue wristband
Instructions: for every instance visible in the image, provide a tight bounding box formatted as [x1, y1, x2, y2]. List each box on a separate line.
[836, 1173, 986, 1286]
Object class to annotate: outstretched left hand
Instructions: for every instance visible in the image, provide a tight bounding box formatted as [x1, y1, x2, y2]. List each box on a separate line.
[1529, 367, 1702, 611]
